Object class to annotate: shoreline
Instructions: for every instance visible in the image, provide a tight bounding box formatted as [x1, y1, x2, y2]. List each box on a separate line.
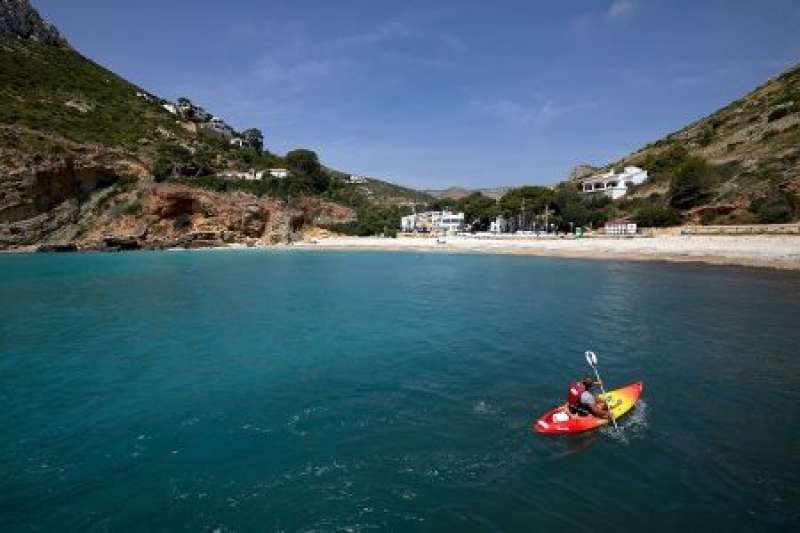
[293, 234, 800, 271]
[4, 234, 800, 271]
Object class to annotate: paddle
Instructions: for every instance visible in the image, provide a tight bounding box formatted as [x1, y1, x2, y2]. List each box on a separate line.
[585, 350, 620, 433]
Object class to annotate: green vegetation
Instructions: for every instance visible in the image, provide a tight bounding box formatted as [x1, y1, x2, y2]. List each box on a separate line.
[323, 178, 411, 236]
[459, 192, 499, 230]
[749, 188, 798, 223]
[668, 156, 712, 209]
[0, 41, 183, 148]
[426, 183, 616, 232]
[359, 179, 435, 207]
[285, 149, 330, 194]
[640, 144, 690, 183]
[633, 204, 681, 227]
[241, 128, 264, 152]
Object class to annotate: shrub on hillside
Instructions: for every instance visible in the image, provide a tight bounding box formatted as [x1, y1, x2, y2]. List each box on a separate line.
[697, 125, 715, 147]
[668, 156, 711, 210]
[153, 144, 196, 182]
[749, 189, 797, 223]
[633, 205, 681, 227]
[285, 149, 330, 193]
[641, 144, 689, 180]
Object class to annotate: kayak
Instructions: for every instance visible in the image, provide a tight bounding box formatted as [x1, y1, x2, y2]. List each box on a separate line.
[533, 381, 643, 435]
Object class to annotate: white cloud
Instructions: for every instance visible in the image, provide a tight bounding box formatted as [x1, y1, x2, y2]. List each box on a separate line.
[253, 58, 347, 90]
[471, 97, 596, 127]
[470, 98, 532, 124]
[331, 18, 465, 53]
[607, 0, 637, 22]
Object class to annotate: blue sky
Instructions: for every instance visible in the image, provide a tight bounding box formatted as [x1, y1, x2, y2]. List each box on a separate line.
[35, 0, 800, 189]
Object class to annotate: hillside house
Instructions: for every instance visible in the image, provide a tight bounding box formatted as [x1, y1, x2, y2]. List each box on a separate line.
[220, 169, 269, 181]
[268, 168, 289, 179]
[198, 116, 234, 139]
[580, 166, 648, 200]
[348, 175, 368, 184]
[175, 98, 213, 123]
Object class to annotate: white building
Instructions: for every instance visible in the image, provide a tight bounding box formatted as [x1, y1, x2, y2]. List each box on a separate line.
[348, 175, 368, 184]
[580, 166, 648, 200]
[220, 169, 260, 180]
[402, 210, 464, 233]
[268, 168, 289, 179]
[432, 211, 465, 233]
[208, 116, 233, 135]
[490, 215, 515, 234]
[401, 214, 418, 233]
[605, 220, 637, 236]
[162, 104, 177, 115]
[230, 137, 246, 148]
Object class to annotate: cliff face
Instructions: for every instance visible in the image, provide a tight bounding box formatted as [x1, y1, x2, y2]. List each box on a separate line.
[0, 0, 66, 46]
[5, 181, 355, 251]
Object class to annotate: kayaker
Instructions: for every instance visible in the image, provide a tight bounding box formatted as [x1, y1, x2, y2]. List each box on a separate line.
[567, 377, 611, 419]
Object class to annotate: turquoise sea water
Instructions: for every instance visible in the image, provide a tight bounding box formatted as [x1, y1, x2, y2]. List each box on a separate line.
[1, 250, 799, 532]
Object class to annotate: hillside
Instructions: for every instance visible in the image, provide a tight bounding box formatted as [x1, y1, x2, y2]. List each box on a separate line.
[359, 178, 435, 206]
[0, 1, 424, 249]
[425, 186, 509, 201]
[608, 63, 800, 224]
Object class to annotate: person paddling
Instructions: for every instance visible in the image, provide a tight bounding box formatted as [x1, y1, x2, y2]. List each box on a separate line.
[567, 377, 611, 419]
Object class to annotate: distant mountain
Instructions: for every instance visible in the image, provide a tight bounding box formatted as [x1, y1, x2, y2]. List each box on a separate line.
[425, 186, 509, 201]
[359, 178, 435, 206]
[324, 169, 435, 206]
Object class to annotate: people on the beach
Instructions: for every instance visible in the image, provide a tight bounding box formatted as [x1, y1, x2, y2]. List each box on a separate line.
[567, 377, 611, 419]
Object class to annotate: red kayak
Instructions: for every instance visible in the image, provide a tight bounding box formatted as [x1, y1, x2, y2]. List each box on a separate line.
[533, 381, 644, 435]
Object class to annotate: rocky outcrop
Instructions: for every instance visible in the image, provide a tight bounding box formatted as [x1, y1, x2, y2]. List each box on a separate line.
[567, 164, 600, 182]
[33, 183, 359, 252]
[0, 127, 150, 247]
[0, 0, 67, 46]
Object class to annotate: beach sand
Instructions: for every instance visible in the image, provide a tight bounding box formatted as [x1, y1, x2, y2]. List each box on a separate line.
[294, 234, 800, 271]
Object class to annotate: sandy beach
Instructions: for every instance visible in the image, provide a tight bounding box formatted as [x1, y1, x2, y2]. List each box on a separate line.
[295, 234, 800, 270]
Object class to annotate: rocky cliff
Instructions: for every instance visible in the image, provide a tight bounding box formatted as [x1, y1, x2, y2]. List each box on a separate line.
[0, 0, 65, 46]
[0, 1, 362, 251]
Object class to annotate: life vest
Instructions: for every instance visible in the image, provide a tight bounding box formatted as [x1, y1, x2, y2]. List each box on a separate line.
[567, 381, 586, 407]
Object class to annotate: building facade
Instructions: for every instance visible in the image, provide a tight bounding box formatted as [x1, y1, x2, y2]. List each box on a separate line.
[580, 166, 648, 200]
[490, 215, 516, 234]
[401, 211, 465, 233]
[604, 220, 638, 235]
[268, 168, 289, 179]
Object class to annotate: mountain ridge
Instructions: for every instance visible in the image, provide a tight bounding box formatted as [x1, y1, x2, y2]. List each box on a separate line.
[0, 0, 66, 46]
